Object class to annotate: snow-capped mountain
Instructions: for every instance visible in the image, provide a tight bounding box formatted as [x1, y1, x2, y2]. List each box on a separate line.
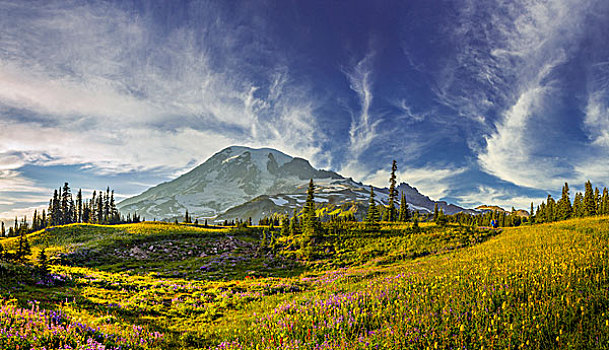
[118, 146, 341, 220]
[118, 146, 473, 221]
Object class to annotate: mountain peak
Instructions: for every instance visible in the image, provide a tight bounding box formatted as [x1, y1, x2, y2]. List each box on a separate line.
[213, 146, 293, 169]
[118, 146, 471, 221]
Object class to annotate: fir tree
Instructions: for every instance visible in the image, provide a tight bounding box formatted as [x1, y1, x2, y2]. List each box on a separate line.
[280, 215, 289, 236]
[537, 202, 546, 223]
[601, 187, 609, 215]
[185, 210, 191, 223]
[37, 247, 49, 274]
[104, 187, 110, 222]
[32, 210, 38, 231]
[546, 195, 556, 222]
[289, 212, 300, 235]
[387, 160, 398, 222]
[61, 182, 75, 225]
[583, 180, 596, 216]
[76, 189, 83, 223]
[97, 193, 104, 224]
[594, 187, 601, 215]
[16, 229, 31, 262]
[41, 209, 46, 228]
[398, 191, 410, 222]
[365, 186, 380, 225]
[0, 221, 4, 237]
[109, 190, 118, 223]
[573, 192, 584, 217]
[302, 179, 320, 236]
[557, 182, 572, 220]
[529, 202, 535, 224]
[433, 203, 439, 221]
[90, 190, 97, 223]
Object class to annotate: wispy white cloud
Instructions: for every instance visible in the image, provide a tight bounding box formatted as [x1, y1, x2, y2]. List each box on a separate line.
[361, 165, 466, 201]
[0, 1, 326, 174]
[339, 53, 385, 180]
[0, 0, 330, 218]
[452, 0, 609, 190]
[0, 170, 47, 193]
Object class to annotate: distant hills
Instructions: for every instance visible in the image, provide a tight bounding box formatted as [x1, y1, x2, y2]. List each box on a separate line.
[118, 146, 477, 222]
[475, 205, 530, 217]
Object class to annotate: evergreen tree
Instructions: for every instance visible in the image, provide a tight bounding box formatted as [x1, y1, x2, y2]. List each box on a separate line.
[90, 190, 97, 223]
[583, 180, 596, 216]
[76, 189, 83, 223]
[387, 160, 398, 222]
[546, 195, 556, 222]
[537, 202, 546, 223]
[601, 187, 609, 216]
[61, 182, 75, 225]
[433, 203, 439, 221]
[82, 201, 90, 223]
[289, 211, 300, 235]
[280, 215, 289, 236]
[557, 182, 572, 220]
[96, 193, 104, 223]
[104, 187, 110, 222]
[398, 191, 410, 222]
[37, 247, 49, 274]
[529, 202, 535, 224]
[16, 229, 31, 262]
[1, 221, 4, 237]
[41, 209, 46, 228]
[365, 185, 380, 225]
[573, 192, 585, 217]
[302, 179, 320, 236]
[594, 187, 601, 215]
[185, 210, 191, 223]
[109, 190, 118, 223]
[32, 210, 38, 231]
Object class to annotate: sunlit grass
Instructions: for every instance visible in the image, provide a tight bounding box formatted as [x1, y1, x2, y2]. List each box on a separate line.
[2, 218, 608, 349]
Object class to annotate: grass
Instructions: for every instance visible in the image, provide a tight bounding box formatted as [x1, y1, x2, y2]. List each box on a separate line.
[1, 217, 608, 349]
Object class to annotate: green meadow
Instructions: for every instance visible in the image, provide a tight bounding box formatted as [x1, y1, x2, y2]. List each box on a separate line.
[1, 218, 608, 349]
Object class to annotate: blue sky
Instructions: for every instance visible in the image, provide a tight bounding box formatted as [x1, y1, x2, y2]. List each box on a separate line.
[1, 0, 609, 220]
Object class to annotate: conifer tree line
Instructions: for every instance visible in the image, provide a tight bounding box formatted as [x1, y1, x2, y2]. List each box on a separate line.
[46, 183, 133, 226]
[1, 182, 141, 238]
[531, 181, 609, 223]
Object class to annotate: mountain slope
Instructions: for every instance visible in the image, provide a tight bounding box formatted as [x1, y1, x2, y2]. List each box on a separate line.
[118, 146, 342, 219]
[119, 146, 473, 221]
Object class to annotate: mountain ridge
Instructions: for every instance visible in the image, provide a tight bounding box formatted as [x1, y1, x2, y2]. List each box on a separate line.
[118, 145, 474, 221]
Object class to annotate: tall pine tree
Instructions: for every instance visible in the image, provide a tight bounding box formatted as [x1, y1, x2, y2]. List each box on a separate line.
[556, 182, 572, 220]
[398, 191, 410, 222]
[76, 189, 83, 223]
[387, 160, 398, 222]
[583, 180, 596, 216]
[302, 179, 320, 237]
[573, 192, 584, 217]
[601, 187, 609, 216]
[366, 186, 380, 225]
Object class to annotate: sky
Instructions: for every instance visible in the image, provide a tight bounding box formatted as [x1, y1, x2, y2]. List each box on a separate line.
[1, 0, 609, 220]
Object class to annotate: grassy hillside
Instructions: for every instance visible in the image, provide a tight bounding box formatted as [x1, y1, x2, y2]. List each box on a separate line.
[1, 218, 608, 349]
